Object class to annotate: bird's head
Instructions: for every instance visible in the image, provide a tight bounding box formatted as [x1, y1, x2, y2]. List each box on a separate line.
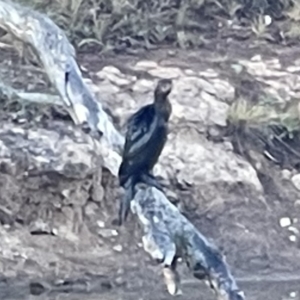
[155, 79, 173, 99]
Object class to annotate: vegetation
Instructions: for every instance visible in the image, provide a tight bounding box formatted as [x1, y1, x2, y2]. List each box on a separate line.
[228, 97, 300, 135]
[15, 0, 300, 52]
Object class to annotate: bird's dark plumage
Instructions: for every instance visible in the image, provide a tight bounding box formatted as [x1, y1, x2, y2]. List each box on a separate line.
[117, 79, 173, 225]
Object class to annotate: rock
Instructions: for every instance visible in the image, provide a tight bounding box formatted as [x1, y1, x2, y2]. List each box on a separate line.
[292, 174, 300, 191]
[288, 226, 299, 235]
[266, 58, 280, 69]
[93, 79, 120, 95]
[115, 276, 126, 286]
[56, 225, 79, 242]
[99, 73, 131, 87]
[279, 218, 292, 228]
[97, 220, 105, 228]
[197, 78, 217, 95]
[251, 54, 262, 62]
[231, 64, 244, 74]
[264, 15, 272, 26]
[113, 245, 123, 252]
[96, 66, 134, 87]
[159, 130, 263, 201]
[0, 123, 99, 179]
[184, 69, 196, 76]
[198, 69, 218, 78]
[132, 79, 155, 93]
[100, 65, 122, 75]
[84, 202, 99, 216]
[167, 50, 177, 57]
[92, 184, 104, 203]
[133, 60, 158, 71]
[210, 78, 235, 101]
[52, 228, 58, 236]
[289, 235, 297, 242]
[148, 67, 184, 79]
[200, 91, 229, 127]
[282, 169, 291, 180]
[290, 291, 297, 298]
[287, 66, 300, 73]
[98, 229, 118, 238]
[29, 219, 53, 235]
[168, 76, 232, 128]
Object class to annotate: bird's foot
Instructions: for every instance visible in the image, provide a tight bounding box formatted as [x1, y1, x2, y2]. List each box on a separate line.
[116, 189, 133, 226]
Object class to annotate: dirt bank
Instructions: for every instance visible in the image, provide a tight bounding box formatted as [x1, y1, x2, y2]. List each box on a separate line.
[0, 35, 300, 299]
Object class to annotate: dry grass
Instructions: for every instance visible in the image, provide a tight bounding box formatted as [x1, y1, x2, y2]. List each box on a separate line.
[5, 0, 297, 52]
[228, 96, 300, 138]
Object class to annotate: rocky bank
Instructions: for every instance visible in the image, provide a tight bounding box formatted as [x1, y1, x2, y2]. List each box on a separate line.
[0, 44, 300, 297]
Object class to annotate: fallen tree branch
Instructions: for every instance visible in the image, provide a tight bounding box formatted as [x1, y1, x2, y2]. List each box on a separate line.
[132, 185, 245, 299]
[0, 82, 62, 106]
[0, 0, 124, 175]
[0, 80, 121, 176]
[0, 1, 245, 300]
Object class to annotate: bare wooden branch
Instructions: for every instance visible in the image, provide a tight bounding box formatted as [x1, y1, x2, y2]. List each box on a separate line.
[132, 185, 245, 299]
[0, 1, 245, 300]
[0, 81, 121, 176]
[0, 82, 61, 106]
[0, 0, 124, 156]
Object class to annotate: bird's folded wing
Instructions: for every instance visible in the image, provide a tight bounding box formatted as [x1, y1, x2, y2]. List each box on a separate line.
[125, 106, 157, 158]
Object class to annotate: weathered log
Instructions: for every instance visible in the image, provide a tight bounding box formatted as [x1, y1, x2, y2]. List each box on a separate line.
[132, 185, 245, 299]
[0, 0, 124, 176]
[0, 82, 62, 106]
[0, 1, 245, 299]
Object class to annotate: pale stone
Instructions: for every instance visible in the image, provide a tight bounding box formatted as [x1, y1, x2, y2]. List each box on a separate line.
[290, 291, 297, 298]
[282, 169, 291, 180]
[101, 65, 122, 75]
[199, 69, 218, 78]
[279, 217, 291, 228]
[288, 226, 299, 235]
[251, 54, 262, 61]
[98, 229, 118, 238]
[113, 245, 123, 252]
[184, 69, 196, 76]
[97, 220, 105, 228]
[132, 79, 155, 93]
[287, 66, 300, 73]
[148, 67, 184, 79]
[292, 174, 300, 191]
[133, 60, 158, 70]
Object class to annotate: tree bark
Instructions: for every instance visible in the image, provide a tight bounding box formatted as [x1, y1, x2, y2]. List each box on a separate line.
[0, 1, 245, 299]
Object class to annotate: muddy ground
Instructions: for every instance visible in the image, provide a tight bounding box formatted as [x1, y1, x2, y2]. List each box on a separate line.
[0, 34, 300, 300]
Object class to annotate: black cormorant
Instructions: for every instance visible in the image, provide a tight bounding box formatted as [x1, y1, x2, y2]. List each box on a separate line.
[117, 79, 173, 225]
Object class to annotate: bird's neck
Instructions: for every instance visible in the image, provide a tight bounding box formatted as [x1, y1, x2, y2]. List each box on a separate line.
[154, 96, 171, 121]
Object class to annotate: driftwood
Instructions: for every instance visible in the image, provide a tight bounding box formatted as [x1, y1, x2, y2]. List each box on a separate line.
[0, 1, 245, 300]
[0, 0, 124, 177]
